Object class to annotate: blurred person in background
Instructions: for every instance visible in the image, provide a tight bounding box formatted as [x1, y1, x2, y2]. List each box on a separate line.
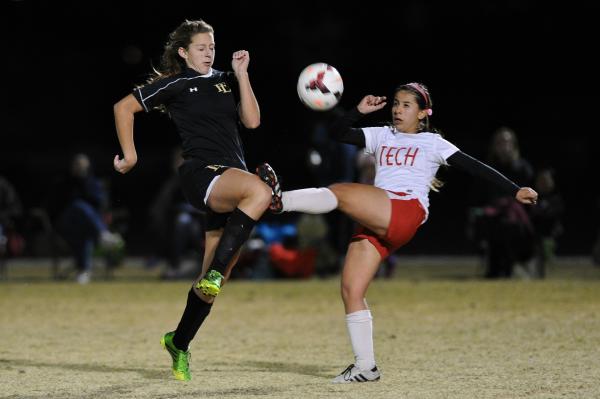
[112, 19, 281, 381]
[309, 119, 358, 258]
[263, 83, 538, 383]
[48, 153, 123, 284]
[147, 147, 204, 280]
[0, 176, 24, 275]
[529, 168, 563, 277]
[469, 127, 535, 278]
[594, 196, 600, 265]
[296, 213, 338, 278]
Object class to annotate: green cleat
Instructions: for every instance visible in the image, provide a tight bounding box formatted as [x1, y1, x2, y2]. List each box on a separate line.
[196, 270, 224, 297]
[160, 331, 191, 381]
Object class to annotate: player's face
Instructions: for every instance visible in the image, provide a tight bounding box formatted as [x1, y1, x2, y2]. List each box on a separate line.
[392, 91, 428, 133]
[180, 32, 215, 74]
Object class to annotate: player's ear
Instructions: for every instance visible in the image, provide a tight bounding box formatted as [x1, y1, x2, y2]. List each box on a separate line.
[178, 47, 188, 59]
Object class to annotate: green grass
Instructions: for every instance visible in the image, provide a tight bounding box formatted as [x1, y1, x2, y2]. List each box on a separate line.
[1, 259, 599, 398]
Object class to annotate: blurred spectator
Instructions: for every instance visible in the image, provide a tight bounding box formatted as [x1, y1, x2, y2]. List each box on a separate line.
[296, 213, 338, 277]
[484, 127, 535, 202]
[269, 234, 316, 278]
[0, 176, 24, 275]
[147, 148, 204, 279]
[356, 151, 376, 185]
[529, 168, 564, 277]
[468, 127, 535, 278]
[254, 222, 308, 278]
[307, 118, 357, 264]
[249, 219, 332, 279]
[594, 200, 600, 265]
[47, 153, 123, 284]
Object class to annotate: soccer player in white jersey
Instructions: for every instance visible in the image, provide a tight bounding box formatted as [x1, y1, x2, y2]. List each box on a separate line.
[264, 82, 538, 383]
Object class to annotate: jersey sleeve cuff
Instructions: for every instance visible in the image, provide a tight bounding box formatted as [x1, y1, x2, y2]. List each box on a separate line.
[132, 87, 149, 112]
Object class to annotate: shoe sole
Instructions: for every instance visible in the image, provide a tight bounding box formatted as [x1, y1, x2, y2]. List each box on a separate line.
[332, 378, 380, 384]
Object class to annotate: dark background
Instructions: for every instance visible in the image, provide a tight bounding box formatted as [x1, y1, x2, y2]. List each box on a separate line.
[4, 0, 599, 255]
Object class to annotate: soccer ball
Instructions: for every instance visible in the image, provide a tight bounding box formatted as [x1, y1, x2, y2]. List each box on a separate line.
[297, 63, 343, 111]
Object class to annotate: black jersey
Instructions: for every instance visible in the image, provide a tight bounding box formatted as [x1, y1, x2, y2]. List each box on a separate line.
[133, 68, 247, 170]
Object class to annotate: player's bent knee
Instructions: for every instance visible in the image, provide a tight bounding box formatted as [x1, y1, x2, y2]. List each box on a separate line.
[243, 175, 270, 198]
[328, 184, 349, 208]
[328, 183, 344, 195]
[253, 182, 273, 209]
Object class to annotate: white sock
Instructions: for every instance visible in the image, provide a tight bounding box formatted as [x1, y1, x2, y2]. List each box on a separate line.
[345, 309, 375, 370]
[281, 188, 338, 214]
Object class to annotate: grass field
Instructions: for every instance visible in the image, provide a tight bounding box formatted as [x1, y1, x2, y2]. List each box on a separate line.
[1, 258, 600, 398]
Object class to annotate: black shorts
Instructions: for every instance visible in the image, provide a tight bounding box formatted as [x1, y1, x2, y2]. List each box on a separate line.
[178, 160, 232, 231]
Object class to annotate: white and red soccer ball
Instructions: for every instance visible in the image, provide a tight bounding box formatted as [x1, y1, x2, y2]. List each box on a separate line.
[297, 63, 344, 111]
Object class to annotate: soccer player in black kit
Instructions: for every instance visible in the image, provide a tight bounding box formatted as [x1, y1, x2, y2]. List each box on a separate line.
[113, 19, 281, 381]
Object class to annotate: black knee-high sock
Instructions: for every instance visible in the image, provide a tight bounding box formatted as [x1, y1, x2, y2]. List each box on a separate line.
[173, 288, 212, 351]
[209, 208, 257, 275]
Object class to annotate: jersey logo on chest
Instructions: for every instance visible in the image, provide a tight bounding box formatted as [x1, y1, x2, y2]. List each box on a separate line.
[214, 83, 232, 93]
[379, 145, 420, 166]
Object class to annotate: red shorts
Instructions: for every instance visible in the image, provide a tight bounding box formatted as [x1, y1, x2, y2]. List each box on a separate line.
[352, 194, 425, 259]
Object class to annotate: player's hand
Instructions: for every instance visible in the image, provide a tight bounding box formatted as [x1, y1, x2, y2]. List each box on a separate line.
[113, 154, 137, 174]
[357, 95, 387, 114]
[232, 50, 250, 75]
[516, 187, 538, 205]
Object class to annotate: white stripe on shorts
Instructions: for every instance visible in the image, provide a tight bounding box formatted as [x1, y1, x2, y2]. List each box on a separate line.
[204, 175, 221, 205]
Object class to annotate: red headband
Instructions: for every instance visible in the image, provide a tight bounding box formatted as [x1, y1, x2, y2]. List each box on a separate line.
[406, 83, 433, 116]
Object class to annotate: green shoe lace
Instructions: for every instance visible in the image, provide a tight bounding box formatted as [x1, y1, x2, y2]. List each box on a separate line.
[196, 270, 224, 297]
[160, 331, 191, 381]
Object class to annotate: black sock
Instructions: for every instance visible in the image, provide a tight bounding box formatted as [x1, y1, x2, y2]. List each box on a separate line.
[173, 288, 213, 351]
[209, 208, 257, 275]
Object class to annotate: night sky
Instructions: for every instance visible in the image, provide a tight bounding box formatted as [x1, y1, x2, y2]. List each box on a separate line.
[4, 1, 599, 254]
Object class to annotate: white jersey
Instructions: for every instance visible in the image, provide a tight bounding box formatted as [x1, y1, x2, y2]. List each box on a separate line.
[363, 126, 459, 216]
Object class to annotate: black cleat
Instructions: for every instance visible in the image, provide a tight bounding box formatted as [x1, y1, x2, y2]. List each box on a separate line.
[256, 163, 283, 214]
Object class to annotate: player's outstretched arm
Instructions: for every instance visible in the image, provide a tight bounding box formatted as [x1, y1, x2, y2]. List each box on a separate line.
[516, 187, 538, 204]
[113, 94, 143, 174]
[447, 151, 538, 205]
